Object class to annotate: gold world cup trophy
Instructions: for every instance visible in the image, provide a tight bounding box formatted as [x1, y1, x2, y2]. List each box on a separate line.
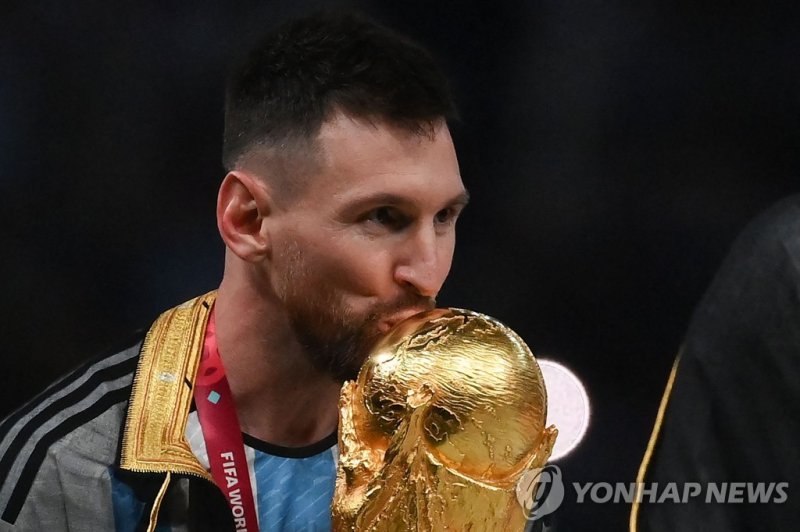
[332, 308, 558, 531]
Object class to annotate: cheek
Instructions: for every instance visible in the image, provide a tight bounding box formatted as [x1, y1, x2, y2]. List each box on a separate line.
[436, 234, 456, 279]
[303, 236, 395, 297]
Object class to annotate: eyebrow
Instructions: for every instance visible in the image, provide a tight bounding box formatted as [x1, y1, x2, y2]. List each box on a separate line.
[344, 189, 471, 212]
[452, 189, 471, 208]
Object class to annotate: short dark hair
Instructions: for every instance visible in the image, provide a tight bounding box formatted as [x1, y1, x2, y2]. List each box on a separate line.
[222, 12, 457, 171]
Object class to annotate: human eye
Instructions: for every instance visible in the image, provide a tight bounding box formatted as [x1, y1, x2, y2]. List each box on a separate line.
[434, 206, 460, 227]
[363, 206, 410, 231]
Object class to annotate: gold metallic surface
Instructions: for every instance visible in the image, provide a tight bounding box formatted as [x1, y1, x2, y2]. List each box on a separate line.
[333, 308, 558, 531]
[120, 291, 215, 481]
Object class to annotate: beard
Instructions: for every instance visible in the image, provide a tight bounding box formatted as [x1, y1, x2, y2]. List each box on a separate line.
[277, 245, 435, 383]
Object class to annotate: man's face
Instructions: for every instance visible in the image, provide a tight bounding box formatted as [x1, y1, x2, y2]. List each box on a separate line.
[267, 113, 467, 382]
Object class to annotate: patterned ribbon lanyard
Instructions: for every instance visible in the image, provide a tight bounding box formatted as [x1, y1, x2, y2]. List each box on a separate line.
[194, 308, 260, 532]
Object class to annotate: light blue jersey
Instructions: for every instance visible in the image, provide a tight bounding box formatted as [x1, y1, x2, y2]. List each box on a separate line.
[246, 433, 337, 531]
[186, 412, 338, 532]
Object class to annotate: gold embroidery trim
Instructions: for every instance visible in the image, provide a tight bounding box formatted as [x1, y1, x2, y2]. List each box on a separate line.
[120, 291, 216, 480]
[629, 351, 682, 532]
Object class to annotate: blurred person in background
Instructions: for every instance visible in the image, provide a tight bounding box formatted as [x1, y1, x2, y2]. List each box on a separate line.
[632, 195, 800, 531]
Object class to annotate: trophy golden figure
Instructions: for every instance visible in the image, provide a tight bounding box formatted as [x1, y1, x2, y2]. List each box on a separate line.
[332, 308, 558, 531]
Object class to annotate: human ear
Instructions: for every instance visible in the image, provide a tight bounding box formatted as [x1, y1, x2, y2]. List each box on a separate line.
[216, 171, 273, 262]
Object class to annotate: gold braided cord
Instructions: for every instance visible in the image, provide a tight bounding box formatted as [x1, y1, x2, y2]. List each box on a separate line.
[147, 472, 172, 532]
[629, 352, 681, 532]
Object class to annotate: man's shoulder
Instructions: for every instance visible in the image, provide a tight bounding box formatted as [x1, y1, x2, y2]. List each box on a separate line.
[0, 335, 143, 527]
[729, 194, 800, 259]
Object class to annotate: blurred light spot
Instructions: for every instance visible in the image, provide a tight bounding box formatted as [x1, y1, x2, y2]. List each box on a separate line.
[539, 358, 590, 461]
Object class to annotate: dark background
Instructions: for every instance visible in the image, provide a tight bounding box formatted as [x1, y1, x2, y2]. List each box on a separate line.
[2, 1, 798, 529]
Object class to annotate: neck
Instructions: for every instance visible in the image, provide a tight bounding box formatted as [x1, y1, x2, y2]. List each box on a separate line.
[212, 265, 341, 448]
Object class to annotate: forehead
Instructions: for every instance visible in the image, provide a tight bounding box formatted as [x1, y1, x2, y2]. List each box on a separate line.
[305, 113, 464, 207]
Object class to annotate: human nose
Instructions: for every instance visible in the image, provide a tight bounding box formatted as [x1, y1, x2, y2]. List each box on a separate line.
[393, 225, 452, 298]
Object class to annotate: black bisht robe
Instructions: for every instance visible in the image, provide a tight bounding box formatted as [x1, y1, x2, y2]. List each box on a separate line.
[637, 195, 800, 531]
